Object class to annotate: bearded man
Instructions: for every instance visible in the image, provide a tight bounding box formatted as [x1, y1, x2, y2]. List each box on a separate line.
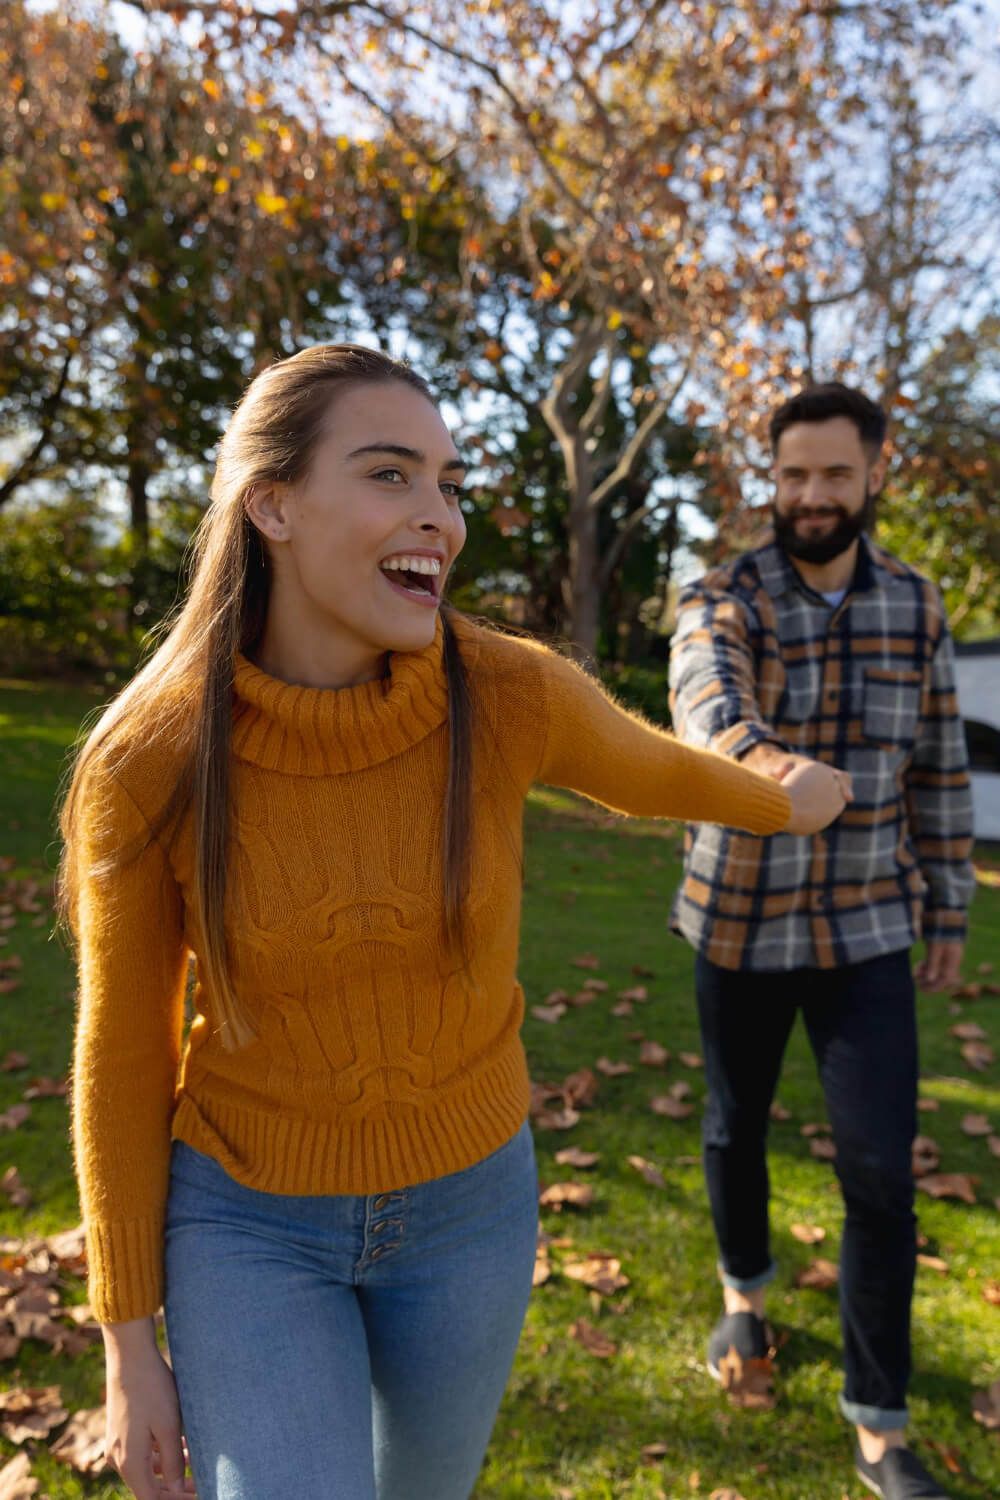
[668, 383, 975, 1500]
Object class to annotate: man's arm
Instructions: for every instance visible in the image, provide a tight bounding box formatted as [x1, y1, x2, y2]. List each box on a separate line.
[905, 621, 976, 991]
[668, 579, 792, 764]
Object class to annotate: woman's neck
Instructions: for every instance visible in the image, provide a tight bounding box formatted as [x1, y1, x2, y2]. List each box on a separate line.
[249, 620, 388, 691]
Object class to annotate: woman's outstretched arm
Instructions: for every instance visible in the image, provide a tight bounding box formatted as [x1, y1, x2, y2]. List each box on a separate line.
[534, 646, 847, 836]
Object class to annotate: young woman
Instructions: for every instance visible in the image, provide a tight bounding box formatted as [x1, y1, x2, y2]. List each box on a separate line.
[57, 344, 848, 1500]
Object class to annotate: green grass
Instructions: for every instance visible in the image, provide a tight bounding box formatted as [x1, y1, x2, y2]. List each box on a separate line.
[1, 680, 998, 1499]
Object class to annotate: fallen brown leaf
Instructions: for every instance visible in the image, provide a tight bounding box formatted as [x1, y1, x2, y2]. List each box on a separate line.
[618, 985, 648, 1003]
[0, 1452, 40, 1499]
[916, 1253, 949, 1273]
[595, 1057, 633, 1077]
[983, 1279, 1000, 1307]
[0, 1054, 28, 1073]
[569, 953, 600, 970]
[960, 1113, 992, 1137]
[563, 1253, 630, 1295]
[922, 1439, 963, 1476]
[801, 1121, 832, 1137]
[769, 1100, 792, 1121]
[627, 1155, 666, 1188]
[912, 1135, 941, 1176]
[611, 1000, 634, 1017]
[639, 1441, 669, 1464]
[539, 1182, 595, 1211]
[0, 1104, 30, 1133]
[580, 978, 609, 994]
[790, 1223, 826, 1244]
[917, 1097, 941, 1112]
[809, 1137, 837, 1161]
[532, 1003, 567, 1024]
[917, 1172, 978, 1205]
[562, 1068, 599, 1108]
[717, 1346, 776, 1409]
[990, 1135, 1000, 1159]
[639, 1040, 670, 1068]
[22, 1077, 66, 1101]
[678, 1051, 703, 1069]
[0, 1385, 68, 1444]
[961, 1040, 995, 1071]
[532, 1248, 551, 1287]
[950, 1020, 987, 1041]
[709, 1491, 748, 1500]
[49, 1405, 108, 1474]
[568, 1317, 617, 1357]
[533, 1105, 581, 1131]
[795, 1258, 839, 1290]
[650, 1093, 694, 1120]
[554, 1147, 600, 1169]
[0, 1168, 31, 1210]
[972, 1379, 1000, 1431]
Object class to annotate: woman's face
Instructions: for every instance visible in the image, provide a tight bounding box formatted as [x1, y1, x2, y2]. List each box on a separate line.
[250, 380, 468, 662]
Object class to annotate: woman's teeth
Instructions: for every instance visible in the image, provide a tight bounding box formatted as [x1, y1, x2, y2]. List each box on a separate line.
[380, 556, 441, 575]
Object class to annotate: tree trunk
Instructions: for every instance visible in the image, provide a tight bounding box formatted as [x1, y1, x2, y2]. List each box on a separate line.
[566, 499, 601, 662]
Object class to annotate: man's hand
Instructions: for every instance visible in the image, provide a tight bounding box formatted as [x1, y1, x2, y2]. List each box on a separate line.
[914, 939, 965, 993]
[742, 743, 854, 807]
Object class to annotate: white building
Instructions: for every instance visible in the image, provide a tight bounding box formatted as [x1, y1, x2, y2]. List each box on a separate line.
[954, 639, 1000, 841]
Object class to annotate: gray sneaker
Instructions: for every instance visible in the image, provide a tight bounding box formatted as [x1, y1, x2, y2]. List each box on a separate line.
[854, 1443, 953, 1499]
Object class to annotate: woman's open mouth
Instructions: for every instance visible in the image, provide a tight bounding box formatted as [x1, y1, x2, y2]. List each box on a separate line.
[378, 553, 442, 608]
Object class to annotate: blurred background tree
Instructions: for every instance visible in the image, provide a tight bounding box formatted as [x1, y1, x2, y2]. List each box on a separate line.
[1, 0, 997, 703]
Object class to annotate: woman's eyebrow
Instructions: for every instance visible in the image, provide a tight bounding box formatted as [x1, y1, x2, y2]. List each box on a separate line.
[346, 442, 466, 471]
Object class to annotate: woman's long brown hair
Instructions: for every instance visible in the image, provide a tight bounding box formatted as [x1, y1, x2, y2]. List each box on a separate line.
[55, 344, 472, 1049]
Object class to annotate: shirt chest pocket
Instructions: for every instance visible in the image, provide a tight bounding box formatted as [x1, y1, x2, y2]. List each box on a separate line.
[861, 666, 924, 749]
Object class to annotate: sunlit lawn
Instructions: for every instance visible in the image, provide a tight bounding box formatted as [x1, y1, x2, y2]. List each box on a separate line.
[1, 677, 998, 1499]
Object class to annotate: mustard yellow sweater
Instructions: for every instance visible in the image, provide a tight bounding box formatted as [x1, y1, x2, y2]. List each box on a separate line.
[71, 615, 790, 1322]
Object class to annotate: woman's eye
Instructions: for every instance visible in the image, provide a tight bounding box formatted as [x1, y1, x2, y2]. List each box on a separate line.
[441, 482, 464, 500]
[372, 467, 406, 484]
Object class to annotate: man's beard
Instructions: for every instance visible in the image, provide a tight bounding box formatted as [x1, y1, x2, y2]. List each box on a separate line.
[773, 491, 875, 564]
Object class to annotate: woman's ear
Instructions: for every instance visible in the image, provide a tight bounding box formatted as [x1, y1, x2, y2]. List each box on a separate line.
[245, 481, 293, 542]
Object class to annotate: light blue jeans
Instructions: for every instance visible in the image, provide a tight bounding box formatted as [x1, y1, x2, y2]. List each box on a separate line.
[163, 1118, 539, 1499]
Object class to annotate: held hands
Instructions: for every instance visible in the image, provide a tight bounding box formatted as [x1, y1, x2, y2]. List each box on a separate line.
[778, 758, 853, 835]
[740, 744, 852, 835]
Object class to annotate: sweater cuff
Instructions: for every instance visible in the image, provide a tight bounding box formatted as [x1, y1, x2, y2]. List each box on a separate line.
[85, 1215, 165, 1324]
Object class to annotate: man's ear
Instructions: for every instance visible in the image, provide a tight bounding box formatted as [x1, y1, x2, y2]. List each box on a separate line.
[867, 444, 889, 494]
[245, 481, 293, 542]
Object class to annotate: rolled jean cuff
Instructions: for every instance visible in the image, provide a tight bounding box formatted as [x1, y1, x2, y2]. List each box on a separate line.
[717, 1259, 777, 1293]
[839, 1394, 909, 1430]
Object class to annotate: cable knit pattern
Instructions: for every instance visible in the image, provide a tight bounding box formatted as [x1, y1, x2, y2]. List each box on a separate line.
[71, 614, 791, 1323]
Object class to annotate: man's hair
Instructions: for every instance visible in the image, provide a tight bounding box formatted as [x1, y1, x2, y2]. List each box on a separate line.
[769, 382, 887, 458]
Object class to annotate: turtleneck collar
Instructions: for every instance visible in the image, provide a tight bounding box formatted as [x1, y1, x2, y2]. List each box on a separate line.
[230, 616, 450, 775]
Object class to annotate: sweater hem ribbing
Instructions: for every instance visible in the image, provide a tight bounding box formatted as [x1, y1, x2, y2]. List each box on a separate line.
[170, 1031, 533, 1195]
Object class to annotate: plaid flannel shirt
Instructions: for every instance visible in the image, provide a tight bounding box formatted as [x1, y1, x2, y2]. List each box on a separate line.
[668, 534, 975, 971]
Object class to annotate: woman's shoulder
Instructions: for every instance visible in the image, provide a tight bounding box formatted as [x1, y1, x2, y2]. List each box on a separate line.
[81, 709, 194, 831]
[448, 612, 571, 686]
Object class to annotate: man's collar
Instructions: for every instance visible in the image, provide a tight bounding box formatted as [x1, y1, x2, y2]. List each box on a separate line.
[757, 531, 877, 602]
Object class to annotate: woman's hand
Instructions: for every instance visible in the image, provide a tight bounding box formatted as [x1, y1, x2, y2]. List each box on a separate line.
[102, 1317, 196, 1499]
[779, 758, 852, 834]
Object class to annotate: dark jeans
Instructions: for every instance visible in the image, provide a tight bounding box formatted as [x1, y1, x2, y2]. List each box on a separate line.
[695, 948, 918, 1430]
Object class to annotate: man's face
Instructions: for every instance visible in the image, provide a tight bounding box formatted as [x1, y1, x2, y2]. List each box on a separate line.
[772, 415, 885, 564]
